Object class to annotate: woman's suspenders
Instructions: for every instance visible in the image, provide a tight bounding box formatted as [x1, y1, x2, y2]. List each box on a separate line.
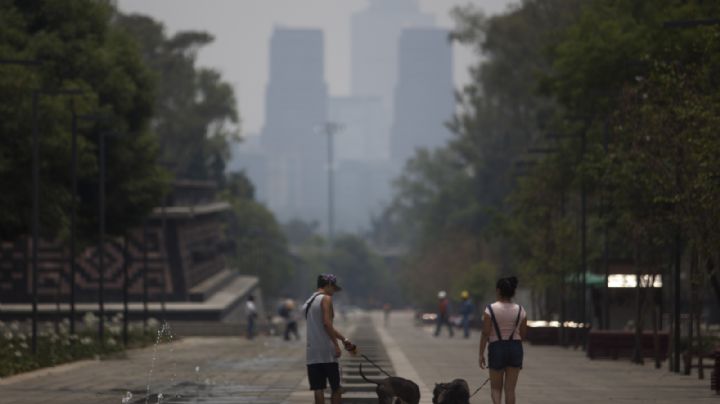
[487, 304, 523, 340]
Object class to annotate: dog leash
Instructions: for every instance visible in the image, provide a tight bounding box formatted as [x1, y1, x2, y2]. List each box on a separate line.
[360, 354, 393, 378]
[469, 378, 490, 398]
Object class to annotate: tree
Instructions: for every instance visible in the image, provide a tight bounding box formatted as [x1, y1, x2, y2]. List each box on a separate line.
[0, 0, 167, 240]
[115, 14, 240, 184]
[222, 172, 291, 296]
[375, 0, 585, 307]
[543, 0, 720, 360]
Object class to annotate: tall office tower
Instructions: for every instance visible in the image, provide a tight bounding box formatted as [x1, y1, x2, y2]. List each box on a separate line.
[351, 0, 434, 114]
[328, 96, 388, 162]
[328, 96, 393, 232]
[391, 28, 454, 167]
[261, 28, 328, 225]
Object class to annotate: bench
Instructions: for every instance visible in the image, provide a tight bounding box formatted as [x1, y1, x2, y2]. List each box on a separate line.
[683, 349, 717, 379]
[527, 326, 590, 347]
[586, 330, 669, 360]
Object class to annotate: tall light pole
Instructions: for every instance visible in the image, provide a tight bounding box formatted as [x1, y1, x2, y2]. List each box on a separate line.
[315, 122, 343, 244]
[29, 89, 85, 353]
[0, 58, 41, 354]
[98, 129, 107, 346]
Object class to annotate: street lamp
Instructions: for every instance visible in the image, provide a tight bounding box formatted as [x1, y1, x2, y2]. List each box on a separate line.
[2, 59, 84, 353]
[314, 122, 344, 244]
[77, 113, 118, 346]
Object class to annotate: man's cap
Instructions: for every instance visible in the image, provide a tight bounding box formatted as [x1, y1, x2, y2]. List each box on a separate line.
[438, 290, 447, 299]
[318, 273, 342, 291]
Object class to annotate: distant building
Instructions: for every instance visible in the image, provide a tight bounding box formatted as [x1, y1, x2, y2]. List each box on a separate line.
[335, 160, 394, 232]
[351, 0, 434, 114]
[327, 97, 395, 232]
[261, 28, 328, 225]
[391, 28, 454, 167]
[328, 96, 388, 162]
[227, 135, 268, 202]
[345, 1, 435, 232]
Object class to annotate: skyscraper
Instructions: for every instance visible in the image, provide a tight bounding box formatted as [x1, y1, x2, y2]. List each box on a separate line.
[391, 28, 454, 167]
[261, 28, 328, 225]
[328, 96, 388, 162]
[351, 0, 434, 114]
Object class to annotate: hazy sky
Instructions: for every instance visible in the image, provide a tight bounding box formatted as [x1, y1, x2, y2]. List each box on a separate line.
[117, 0, 517, 135]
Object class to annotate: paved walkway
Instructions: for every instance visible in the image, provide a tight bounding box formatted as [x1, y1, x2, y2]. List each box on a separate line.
[0, 311, 715, 403]
[378, 311, 716, 404]
[0, 333, 305, 403]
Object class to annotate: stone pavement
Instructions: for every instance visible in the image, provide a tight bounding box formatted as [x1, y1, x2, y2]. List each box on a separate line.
[0, 332, 306, 403]
[377, 310, 717, 404]
[0, 311, 716, 403]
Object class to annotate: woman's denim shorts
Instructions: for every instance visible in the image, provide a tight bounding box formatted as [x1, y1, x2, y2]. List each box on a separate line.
[488, 340, 523, 370]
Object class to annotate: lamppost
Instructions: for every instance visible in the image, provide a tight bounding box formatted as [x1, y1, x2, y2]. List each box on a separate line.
[77, 112, 120, 346]
[30, 89, 85, 353]
[96, 128, 116, 347]
[1, 58, 89, 353]
[525, 147, 572, 343]
[314, 122, 344, 245]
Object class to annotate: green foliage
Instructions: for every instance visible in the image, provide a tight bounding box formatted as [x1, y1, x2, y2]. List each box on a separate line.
[115, 14, 240, 184]
[0, 316, 160, 378]
[0, 0, 168, 240]
[383, 148, 477, 246]
[284, 222, 393, 305]
[381, 0, 720, 313]
[544, 0, 720, 285]
[376, 0, 585, 304]
[223, 173, 291, 296]
[326, 235, 393, 306]
[282, 219, 321, 246]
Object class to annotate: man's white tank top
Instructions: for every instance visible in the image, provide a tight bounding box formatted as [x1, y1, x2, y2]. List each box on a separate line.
[303, 292, 337, 365]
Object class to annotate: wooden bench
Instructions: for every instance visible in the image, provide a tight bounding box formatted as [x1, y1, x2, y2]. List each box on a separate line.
[586, 330, 669, 360]
[683, 348, 717, 379]
[527, 326, 590, 346]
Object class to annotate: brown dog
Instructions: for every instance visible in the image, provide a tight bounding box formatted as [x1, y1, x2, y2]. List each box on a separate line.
[359, 363, 421, 404]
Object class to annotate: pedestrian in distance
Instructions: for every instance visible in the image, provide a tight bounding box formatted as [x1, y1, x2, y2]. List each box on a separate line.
[302, 274, 357, 404]
[246, 295, 258, 340]
[434, 290, 454, 337]
[383, 303, 392, 327]
[281, 298, 300, 341]
[478, 276, 527, 404]
[459, 290, 474, 338]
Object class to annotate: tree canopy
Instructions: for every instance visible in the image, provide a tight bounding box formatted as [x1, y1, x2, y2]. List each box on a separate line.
[115, 14, 240, 185]
[378, 0, 720, 315]
[0, 0, 167, 240]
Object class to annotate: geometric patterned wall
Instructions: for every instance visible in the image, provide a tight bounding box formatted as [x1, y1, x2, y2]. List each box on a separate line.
[0, 216, 227, 303]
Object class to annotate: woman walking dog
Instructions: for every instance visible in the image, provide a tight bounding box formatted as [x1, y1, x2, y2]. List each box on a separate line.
[478, 277, 527, 404]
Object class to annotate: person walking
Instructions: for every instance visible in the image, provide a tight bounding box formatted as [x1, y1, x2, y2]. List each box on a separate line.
[383, 303, 392, 327]
[302, 274, 356, 404]
[282, 299, 300, 341]
[434, 290, 454, 337]
[478, 277, 527, 404]
[246, 295, 258, 340]
[459, 290, 474, 338]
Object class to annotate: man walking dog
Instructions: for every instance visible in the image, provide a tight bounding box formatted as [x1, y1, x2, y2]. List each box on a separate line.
[303, 274, 356, 404]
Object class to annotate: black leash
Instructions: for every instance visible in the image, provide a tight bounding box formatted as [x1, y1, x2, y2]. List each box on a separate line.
[360, 354, 393, 378]
[469, 378, 490, 398]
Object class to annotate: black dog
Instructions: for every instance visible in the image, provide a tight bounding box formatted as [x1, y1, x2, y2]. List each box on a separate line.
[432, 379, 470, 404]
[359, 363, 421, 404]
